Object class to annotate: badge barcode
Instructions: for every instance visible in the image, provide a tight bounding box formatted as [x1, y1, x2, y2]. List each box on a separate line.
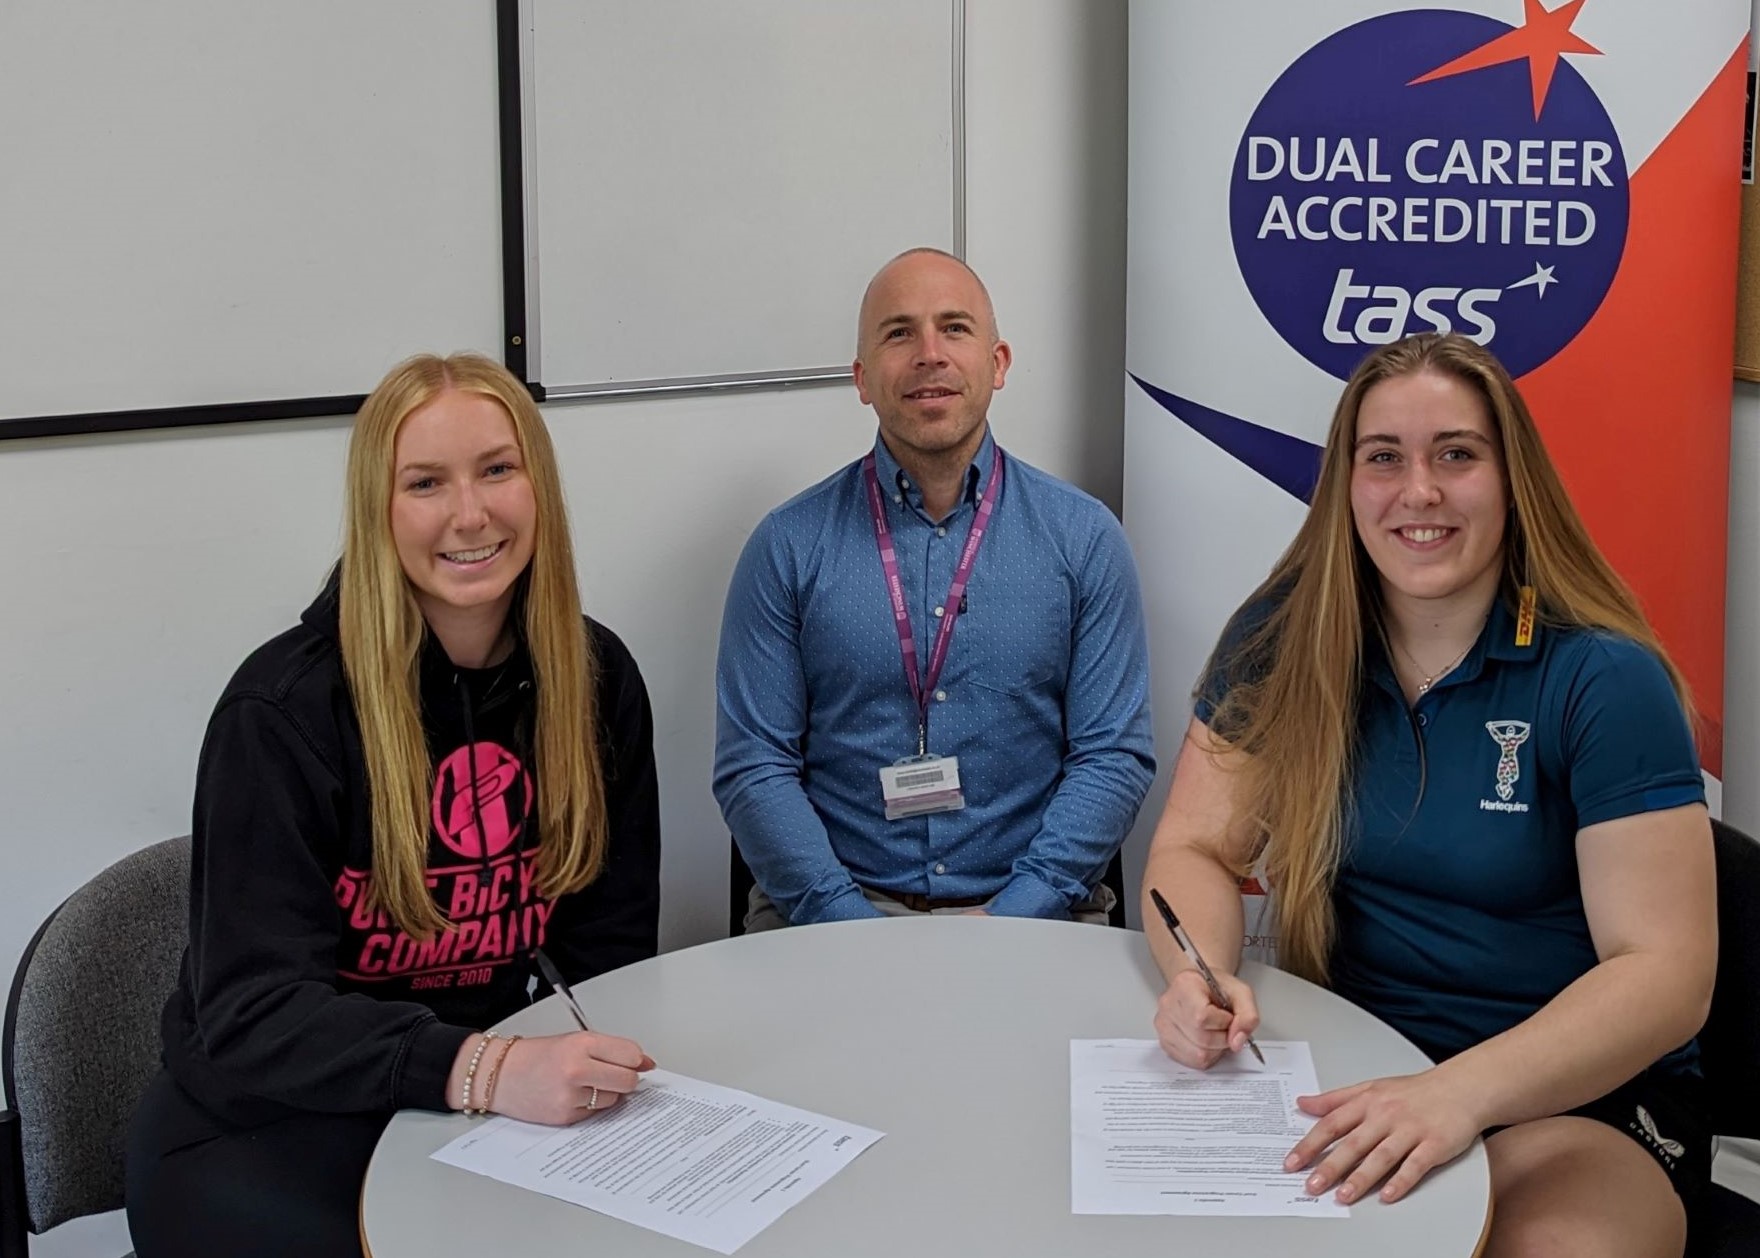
[894, 768, 946, 789]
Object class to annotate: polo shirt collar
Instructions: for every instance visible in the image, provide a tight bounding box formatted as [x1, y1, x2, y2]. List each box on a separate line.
[872, 426, 997, 518]
[1366, 588, 1542, 700]
[1483, 590, 1544, 661]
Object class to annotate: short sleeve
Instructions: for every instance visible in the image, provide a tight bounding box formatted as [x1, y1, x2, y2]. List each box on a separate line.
[1192, 592, 1282, 733]
[1561, 635, 1705, 829]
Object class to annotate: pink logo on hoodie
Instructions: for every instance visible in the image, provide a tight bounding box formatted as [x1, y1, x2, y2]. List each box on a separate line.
[431, 741, 531, 860]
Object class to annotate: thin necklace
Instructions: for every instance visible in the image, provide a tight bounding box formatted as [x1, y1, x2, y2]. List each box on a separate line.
[1391, 615, 1486, 696]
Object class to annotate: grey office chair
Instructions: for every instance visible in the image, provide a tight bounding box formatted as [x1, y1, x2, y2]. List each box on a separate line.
[1688, 821, 1760, 1257]
[1, 836, 190, 1257]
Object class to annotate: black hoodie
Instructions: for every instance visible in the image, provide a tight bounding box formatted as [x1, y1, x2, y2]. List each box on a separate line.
[158, 577, 661, 1129]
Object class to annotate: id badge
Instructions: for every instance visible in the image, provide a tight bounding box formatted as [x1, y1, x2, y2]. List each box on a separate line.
[879, 755, 965, 821]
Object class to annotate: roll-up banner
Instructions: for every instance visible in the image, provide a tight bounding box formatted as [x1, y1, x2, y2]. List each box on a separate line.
[1126, 0, 1746, 807]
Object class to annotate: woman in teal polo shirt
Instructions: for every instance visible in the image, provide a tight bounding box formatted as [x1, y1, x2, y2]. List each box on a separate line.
[1142, 332, 1713, 1258]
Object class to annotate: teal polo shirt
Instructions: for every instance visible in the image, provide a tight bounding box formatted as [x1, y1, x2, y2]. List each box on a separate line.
[1197, 594, 1704, 1069]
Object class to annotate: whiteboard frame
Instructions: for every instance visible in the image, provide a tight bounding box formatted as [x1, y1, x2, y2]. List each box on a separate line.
[516, 0, 968, 407]
[1, 1, 967, 439]
[0, 3, 522, 444]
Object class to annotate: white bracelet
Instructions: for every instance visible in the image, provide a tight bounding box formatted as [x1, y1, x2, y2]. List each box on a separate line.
[460, 1031, 500, 1115]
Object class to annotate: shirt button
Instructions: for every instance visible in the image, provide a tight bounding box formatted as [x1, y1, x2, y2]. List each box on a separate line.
[934, 689, 947, 702]
[892, 494, 903, 505]
[1417, 713, 1429, 727]
[900, 477, 912, 489]
[933, 605, 945, 618]
[934, 863, 946, 875]
[936, 527, 947, 537]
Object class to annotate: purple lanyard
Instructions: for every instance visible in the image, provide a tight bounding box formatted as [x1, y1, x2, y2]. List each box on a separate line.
[862, 445, 1004, 754]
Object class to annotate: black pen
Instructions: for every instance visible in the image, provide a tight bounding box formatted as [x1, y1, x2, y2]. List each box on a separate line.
[1149, 886, 1265, 1065]
[533, 947, 591, 1032]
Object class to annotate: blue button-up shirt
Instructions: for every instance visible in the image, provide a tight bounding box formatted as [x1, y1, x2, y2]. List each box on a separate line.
[714, 428, 1155, 924]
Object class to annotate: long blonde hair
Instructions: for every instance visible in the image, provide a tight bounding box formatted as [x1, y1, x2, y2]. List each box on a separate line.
[1204, 333, 1690, 983]
[340, 352, 609, 939]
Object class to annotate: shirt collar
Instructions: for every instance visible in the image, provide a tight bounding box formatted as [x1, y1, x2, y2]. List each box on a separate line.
[872, 426, 997, 518]
[1365, 588, 1540, 700]
[1482, 590, 1544, 662]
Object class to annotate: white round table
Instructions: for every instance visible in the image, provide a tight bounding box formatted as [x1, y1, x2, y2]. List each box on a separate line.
[363, 916, 1489, 1256]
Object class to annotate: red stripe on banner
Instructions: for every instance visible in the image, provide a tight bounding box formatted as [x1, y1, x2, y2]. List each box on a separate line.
[1517, 40, 1746, 778]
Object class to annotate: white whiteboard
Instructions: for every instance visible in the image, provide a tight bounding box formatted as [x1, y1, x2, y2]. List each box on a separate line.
[525, 0, 961, 397]
[0, 0, 504, 429]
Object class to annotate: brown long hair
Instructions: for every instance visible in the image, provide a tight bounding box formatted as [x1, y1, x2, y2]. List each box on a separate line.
[1202, 333, 1690, 983]
[339, 352, 609, 939]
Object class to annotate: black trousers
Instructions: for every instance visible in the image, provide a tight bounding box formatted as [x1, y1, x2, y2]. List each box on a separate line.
[125, 1071, 391, 1258]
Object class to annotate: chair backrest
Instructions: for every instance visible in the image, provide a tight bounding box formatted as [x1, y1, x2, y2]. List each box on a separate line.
[2, 836, 190, 1237]
[1703, 821, 1760, 1138]
[729, 839, 757, 938]
[1099, 852, 1129, 930]
[728, 839, 1129, 934]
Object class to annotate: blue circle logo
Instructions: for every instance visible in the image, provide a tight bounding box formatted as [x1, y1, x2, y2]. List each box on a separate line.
[1229, 8, 1628, 380]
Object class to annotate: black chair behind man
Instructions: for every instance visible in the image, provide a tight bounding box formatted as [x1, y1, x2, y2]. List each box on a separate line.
[728, 841, 1130, 936]
[1687, 820, 1760, 1257]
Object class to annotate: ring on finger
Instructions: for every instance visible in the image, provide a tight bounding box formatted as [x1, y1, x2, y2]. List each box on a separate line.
[588, 1085, 599, 1110]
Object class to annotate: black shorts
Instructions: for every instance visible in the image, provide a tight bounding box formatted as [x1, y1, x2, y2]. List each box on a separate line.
[1496, 1068, 1709, 1204]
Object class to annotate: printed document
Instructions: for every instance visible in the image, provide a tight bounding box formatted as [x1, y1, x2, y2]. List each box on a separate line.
[1070, 1038, 1347, 1217]
[431, 1070, 883, 1253]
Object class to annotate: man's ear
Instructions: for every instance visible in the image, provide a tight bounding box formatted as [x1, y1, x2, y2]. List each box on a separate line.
[991, 339, 1013, 390]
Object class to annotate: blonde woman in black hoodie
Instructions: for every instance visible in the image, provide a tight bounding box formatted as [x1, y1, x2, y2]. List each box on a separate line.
[126, 353, 661, 1257]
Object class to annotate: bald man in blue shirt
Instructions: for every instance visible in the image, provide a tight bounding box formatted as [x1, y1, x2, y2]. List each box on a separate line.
[713, 248, 1155, 928]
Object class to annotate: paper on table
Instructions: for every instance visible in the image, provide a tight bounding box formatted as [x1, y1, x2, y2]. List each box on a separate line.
[1070, 1039, 1347, 1217]
[431, 1069, 883, 1254]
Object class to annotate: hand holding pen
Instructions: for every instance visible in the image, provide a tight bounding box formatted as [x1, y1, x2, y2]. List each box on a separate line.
[534, 945, 655, 1075]
[457, 947, 655, 1125]
[1148, 887, 1265, 1068]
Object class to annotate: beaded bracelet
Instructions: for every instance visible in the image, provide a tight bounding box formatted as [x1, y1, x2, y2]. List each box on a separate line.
[478, 1034, 522, 1115]
[460, 1030, 500, 1115]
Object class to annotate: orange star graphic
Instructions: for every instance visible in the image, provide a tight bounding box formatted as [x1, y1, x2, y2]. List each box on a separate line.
[1408, 0, 1603, 121]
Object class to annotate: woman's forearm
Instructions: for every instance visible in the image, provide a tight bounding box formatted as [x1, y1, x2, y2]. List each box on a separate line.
[1140, 842, 1247, 983]
[1432, 949, 1712, 1130]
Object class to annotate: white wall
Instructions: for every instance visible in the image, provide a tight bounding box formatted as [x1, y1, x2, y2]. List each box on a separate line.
[2, 6, 1127, 1249]
[1725, 381, 1760, 833]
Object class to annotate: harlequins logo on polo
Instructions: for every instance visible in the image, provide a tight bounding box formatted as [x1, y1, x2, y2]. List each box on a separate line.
[1479, 719, 1531, 812]
[1633, 1105, 1685, 1167]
